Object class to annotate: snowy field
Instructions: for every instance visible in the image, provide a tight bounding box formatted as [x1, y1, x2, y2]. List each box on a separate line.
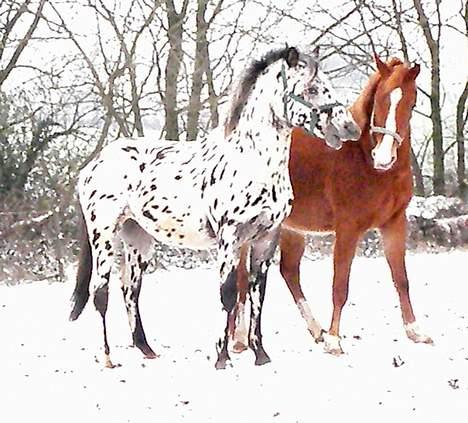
[1, 249, 467, 422]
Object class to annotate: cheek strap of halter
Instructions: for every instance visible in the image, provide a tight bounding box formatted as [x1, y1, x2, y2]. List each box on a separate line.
[281, 64, 340, 136]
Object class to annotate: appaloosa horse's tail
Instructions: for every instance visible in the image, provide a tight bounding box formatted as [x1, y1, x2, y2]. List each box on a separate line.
[69, 203, 92, 321]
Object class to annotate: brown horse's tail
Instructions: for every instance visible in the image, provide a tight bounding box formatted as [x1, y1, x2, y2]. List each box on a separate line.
[69, 203, 92, 321]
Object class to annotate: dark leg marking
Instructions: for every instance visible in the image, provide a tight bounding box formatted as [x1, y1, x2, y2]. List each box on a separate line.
[215, 268, 238, 370]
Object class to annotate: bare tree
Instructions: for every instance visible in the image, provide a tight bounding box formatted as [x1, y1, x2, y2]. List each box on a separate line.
[455, 0, 468, 198]
[0, 0, 46, 89]
[47, 0, 163, 165]
[186, 0, 226, 141]
[163, 0, 189, 140]
[413, 0, 445, 194]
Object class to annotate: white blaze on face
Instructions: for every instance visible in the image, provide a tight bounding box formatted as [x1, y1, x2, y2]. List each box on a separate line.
[372, 88, 402, 169]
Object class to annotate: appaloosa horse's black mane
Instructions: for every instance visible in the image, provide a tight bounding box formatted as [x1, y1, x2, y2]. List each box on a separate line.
[225, 47, 293, 135]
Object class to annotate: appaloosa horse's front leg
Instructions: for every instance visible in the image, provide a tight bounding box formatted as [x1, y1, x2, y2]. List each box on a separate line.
[247, 229, 281, 366]
[324, 228, 360, 355]
[215, 231, 242, 370]
[380, 212, 433, 345]
[279, 228, 324, 342]
[247, 261, 271, 366]
[215, 265, 239, 369]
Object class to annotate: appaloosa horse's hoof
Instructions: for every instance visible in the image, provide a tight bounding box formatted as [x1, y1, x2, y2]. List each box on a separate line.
[137, 342, 159, 359]
[144, 351, 159, 359]
[215, 339, 231, 370]
[314, 329, 326, 344]
[323, 333, 344, 355]
[254, 350, 271, 366]
[405, 322, 434, 345]
[215, 355, 231, 370]
[104, 354, 122, 369]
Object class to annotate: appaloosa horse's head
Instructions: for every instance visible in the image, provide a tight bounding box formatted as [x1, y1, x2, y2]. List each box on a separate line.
[368, 56, 420, 171]
[270, 47, 360, 149]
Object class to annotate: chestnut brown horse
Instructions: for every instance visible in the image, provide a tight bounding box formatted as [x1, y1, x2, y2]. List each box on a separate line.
[231, 56, 433, 355]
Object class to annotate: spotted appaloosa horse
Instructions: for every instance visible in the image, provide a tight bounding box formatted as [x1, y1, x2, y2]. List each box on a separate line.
[231, 55, 433, 356]
[69, 46, 360, 369]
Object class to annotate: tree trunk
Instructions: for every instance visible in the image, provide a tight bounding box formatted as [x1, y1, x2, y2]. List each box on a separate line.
[203, 38, 219, 130]
[164, 0, 188, 140]
[186, 0, 208, 141]
[410, 146, 426, 196]
[413, 0, 445, 194]
[456, 80, 468, 199]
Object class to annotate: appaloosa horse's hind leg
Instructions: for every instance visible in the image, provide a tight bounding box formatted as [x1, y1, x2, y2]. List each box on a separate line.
[380, 212, 433, 345]
[88, 225, 119, 368]
[120, 219, 158, 359]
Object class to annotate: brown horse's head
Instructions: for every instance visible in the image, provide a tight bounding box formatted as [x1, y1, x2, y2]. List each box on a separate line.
[368, 55, 420, 171]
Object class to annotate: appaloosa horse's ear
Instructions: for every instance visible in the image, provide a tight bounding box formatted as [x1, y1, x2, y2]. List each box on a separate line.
[286, 47, 299, 68]
[406, 63, 421, 80]
[312, 46, 320, 60]
[374, 54, 391, 77]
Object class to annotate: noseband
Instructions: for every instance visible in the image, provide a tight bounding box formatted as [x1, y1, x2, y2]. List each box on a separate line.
[369, 107, 403, 146]
[280, 64, 340, 135]
[370, 126, 403, 146]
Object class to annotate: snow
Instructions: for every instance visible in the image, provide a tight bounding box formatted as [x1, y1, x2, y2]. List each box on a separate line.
[1, 250, 467, 422]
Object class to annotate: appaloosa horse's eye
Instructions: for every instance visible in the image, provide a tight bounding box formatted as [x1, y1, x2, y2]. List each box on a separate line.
[308, 86, 318, 95]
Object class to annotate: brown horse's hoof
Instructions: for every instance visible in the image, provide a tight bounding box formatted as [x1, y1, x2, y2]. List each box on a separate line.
[405, 322, 434, 345]
[323, 333, 344, 355]
[232, 341, 248, 354]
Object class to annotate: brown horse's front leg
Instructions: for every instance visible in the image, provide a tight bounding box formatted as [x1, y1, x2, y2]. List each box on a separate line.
[279, 227, 324, 342]
[325, 228, 359, 355]
[380, 212, 433, 345]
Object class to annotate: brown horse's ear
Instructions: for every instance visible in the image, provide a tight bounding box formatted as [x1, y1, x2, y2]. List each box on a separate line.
[406, 63, 421, 80]
[286, 47, 299, 68]
[374, 54, 391, 78]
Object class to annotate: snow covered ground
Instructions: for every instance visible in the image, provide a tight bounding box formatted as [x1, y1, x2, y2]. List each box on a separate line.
[1, 249, 467, 422]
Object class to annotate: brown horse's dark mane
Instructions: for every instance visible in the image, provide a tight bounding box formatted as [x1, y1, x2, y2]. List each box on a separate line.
[224, 47, 292, 137]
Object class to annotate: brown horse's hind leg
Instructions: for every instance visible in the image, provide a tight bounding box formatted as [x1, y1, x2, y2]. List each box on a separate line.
[229, 244, 249, 353]
[325, 228, 359, 355]
[380, 213, 433, 345]
[279, 228, 324, 342]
